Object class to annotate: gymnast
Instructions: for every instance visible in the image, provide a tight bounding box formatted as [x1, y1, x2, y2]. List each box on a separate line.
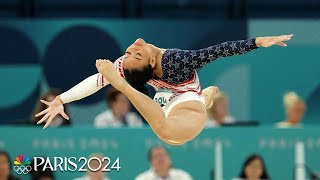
[36, 34, 293, 145]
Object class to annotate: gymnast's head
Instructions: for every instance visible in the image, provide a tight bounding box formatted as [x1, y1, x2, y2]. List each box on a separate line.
[123, 38, 157, 94]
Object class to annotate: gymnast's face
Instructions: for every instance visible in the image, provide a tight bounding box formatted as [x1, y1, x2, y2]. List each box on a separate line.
[123, 38, 156, 85]
[123, 38, 155, 70]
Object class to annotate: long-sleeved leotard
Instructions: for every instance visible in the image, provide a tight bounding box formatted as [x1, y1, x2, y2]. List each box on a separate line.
[160, 38, 257, 85]
[60, 38, 258, 103]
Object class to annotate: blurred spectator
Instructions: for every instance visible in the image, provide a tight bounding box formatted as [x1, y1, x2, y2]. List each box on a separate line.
[31, 89, 71, 127]
[311, 172, 320, 180]
[276, 91, 306, 128]
[74, 153, 110, 180]
[135, 146, 193, 180]
[233, 154, 270, 180]
[30, 156, 54, 180]
[0, 150, 20, 180]
[31, 171, 54, 180]
[310, 173, 320, 180]
[94, 87, 143, 128]
[206, 92, 235, 127]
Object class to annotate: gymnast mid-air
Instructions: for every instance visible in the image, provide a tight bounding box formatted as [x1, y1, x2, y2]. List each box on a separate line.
[36, 34, 293, 145]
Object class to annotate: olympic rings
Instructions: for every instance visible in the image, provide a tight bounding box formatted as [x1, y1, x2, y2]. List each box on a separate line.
[13, 165, 32, 174]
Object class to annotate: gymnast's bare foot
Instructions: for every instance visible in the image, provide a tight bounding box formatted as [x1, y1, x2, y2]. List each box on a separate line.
[203, 86, 219, 109]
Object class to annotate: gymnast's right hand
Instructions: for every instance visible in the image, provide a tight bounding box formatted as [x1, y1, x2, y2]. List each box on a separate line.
[35, 96, 69, 129]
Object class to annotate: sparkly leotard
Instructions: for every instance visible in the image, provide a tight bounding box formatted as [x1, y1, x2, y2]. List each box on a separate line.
[115, 38, 258, 97]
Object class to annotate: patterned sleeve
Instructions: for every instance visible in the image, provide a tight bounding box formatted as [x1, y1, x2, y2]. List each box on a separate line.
[179, 38, 258, 70]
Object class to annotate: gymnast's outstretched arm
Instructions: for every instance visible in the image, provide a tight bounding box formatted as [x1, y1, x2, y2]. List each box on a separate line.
[59, 73, 108, 104]
[35, 72, 110, 128]
[180, 35, 293, 70]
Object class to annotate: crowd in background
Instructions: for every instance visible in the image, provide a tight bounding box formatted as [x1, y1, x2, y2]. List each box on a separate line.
[29, 86, 306, 129]
[0, 86, 307, 180]
[0, 1, 317, 180]
[0, 147, 273, 180]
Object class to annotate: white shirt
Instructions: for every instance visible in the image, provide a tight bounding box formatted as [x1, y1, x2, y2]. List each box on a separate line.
[135, 168, 193, 180]
[205, 116, 235, 128]
[73, 175, 110, 180]
[275, 121, 302, 128]
[94, 110, 143, 128]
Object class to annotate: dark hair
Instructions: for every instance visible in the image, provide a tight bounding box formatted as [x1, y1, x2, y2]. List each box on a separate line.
[124, 64, 153, 96]
[106, 87, 123, 105]
[32, 88, 71, 126]
[147, 145, 168, 162]
[239, 154, 270, 179]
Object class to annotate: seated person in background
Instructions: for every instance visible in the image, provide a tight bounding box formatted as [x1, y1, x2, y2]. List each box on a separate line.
[94, 87, 143, 128]
[32, 89, 71, 127]
[135, 146, 193, 180]
[31, 171, 54, 180]
[276, 91, 306, 128]
[233, 154, 270, 180]
[74, 153, 111, 180]
[206, 92, 235, 128]
[0, 150, 20, 180]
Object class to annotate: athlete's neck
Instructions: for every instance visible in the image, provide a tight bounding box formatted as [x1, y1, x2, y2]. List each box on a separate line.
[148, 44, 164, 78]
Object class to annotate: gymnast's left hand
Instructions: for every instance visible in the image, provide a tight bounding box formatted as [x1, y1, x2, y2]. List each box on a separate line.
[256, 34, 293, 47]
[95, 59, 126, 89]
[35, 96, 69, 129]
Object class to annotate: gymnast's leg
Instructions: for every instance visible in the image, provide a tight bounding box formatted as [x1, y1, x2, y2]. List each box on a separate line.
[96, 60, 209, 144]
[120, 85, 207, 144]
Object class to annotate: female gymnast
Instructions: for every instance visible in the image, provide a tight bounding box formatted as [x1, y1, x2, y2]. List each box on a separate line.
[36, 34, 293, 145]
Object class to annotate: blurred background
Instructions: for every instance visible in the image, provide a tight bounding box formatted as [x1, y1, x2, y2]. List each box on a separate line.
[0, 0, 319, 180]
